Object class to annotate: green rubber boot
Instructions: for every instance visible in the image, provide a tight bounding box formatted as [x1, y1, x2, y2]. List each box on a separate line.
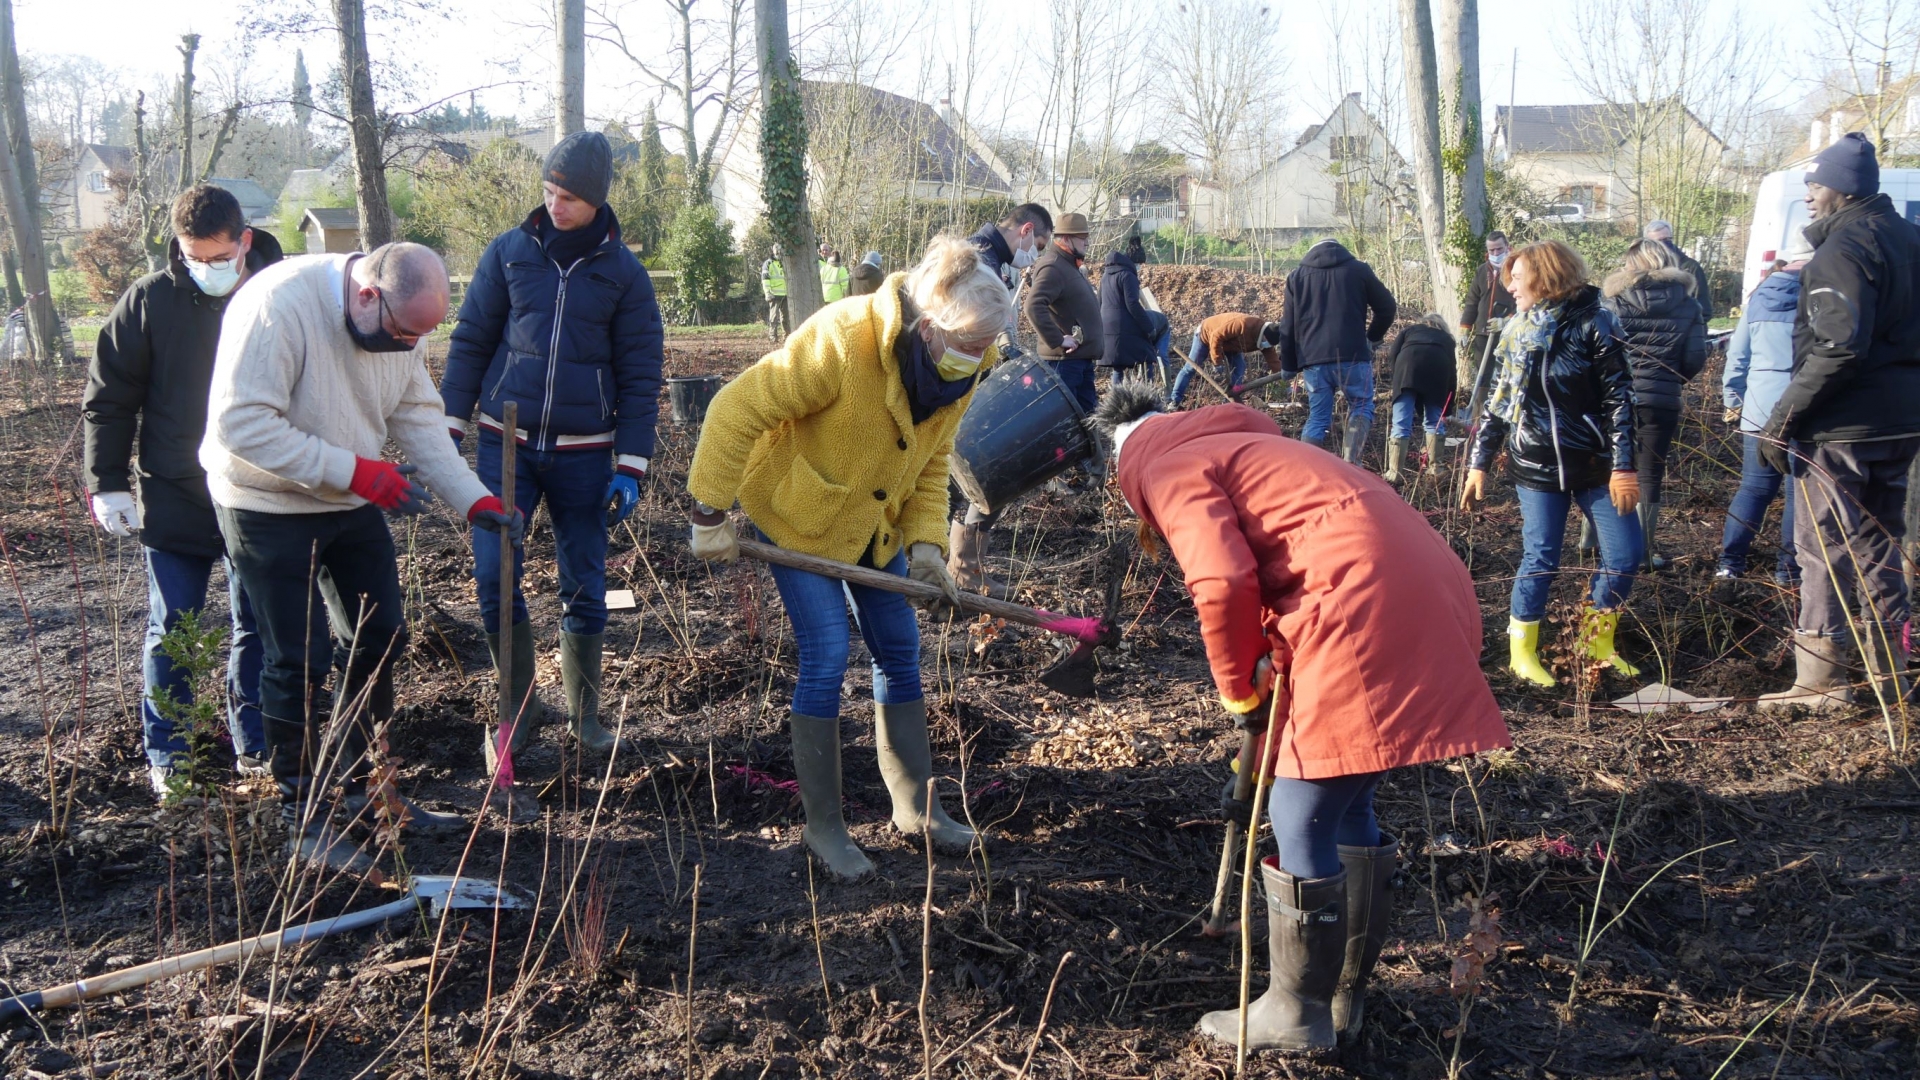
[789, 713, 875, 880]
[560, 631, 626, 754]
[1197, 859, 1347, 1053]
[1332, 836, 1399, 1046]
[1582, 609, 1641, 677]
[874, 698, 978, 852]
[1507, 617, 1556, 687]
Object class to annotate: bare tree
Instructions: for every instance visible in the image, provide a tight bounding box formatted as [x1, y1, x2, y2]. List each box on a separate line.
[1810, 0, 1920, 153]
[1152, 0, 1280, 185]
[591, 0, 753, 199]
[0, 0, 62, 363]
[755, 0, 822, 323]
[1401, 0, 1456, 318]
[556, 0, 586, 138]
[335, 0, 393, 248]
[1436, 0, 1487, 263]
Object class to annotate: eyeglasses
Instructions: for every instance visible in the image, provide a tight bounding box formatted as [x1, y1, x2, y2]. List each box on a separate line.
[182, 253, 241, 271]
[377, 289, 430, 343]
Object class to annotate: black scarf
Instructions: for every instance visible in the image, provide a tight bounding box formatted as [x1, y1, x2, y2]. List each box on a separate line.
[894, 310, 978, 425]
[539, 204, 611, 268]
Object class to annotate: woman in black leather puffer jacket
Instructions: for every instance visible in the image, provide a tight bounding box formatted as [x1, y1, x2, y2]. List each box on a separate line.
[1462, 240, 1644, 688]
[1602, 240, 1707, 570]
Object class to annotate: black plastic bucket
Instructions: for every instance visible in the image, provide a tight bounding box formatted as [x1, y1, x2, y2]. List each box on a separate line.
[949, 354, 1099, 515]
[667, 375, 724, 423]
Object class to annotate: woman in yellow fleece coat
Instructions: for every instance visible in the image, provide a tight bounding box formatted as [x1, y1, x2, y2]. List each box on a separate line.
[687, 236, 1011, 880]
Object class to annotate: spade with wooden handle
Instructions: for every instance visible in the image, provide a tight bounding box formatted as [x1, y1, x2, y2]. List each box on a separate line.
[735, 538, 1118, 697]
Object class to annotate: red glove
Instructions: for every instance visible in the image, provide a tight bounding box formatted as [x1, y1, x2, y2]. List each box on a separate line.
[468, 495, 526, 546]
[350, 457, 425, 511]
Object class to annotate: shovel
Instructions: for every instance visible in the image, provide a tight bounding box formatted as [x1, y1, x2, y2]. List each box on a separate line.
[0, 875, 524, 1024]
[486, 400, 539, 824]
[735, 538, 1119, 697]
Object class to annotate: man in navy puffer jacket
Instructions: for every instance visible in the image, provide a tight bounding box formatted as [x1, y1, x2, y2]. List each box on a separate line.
[441, 130, 663, 760]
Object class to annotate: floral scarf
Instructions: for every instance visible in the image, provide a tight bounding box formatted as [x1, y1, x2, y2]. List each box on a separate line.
[1481, 300, 1563, 426]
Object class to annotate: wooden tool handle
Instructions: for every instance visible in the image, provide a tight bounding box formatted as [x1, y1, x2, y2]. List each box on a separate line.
[736, 538, 1058, 632]
[1171, 346, 1236, 402]
[498, 402, 517, 735]
[1234, 370, 1291, 396]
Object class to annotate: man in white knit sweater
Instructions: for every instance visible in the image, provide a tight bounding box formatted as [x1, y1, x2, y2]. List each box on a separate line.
[202, 242, 523, 874]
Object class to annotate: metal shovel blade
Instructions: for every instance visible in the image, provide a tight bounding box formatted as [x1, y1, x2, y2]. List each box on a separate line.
[1038, 640, 1100, 698]
[412, 874, 526, 917]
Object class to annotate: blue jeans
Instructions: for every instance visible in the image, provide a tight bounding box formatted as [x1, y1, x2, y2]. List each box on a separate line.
[1268, 772, 1383, 879]
[1050, 357, 1098, 415]
[1511, 485, 1643, 621]
[1170, 331, 1247, 405]
[1389, 392, 1444, 438]
[761, 535, 923, 717]
[1719, 434, 1799, 577]
[1301, 361, 1376, 444]
[143, 547, 265, 769]
[473, 431, 612, 635]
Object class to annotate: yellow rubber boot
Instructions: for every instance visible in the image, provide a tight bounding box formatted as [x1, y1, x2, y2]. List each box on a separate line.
[1583, 609, 1641, 677]
[1507, 618, 1556, 687]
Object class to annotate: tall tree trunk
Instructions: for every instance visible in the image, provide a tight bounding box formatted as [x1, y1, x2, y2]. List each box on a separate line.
[754, 0, 821, 324]
[0, 0, 62, 363]
[133, 90, 163, 271]
[1, 245, 21, 310]
[176, 34, 199, 193]
[335, 0, 393, 249]
[555, 0, 585, 139]
[1435, 0, 1487, 242]
[1399, 0, 1455, 323]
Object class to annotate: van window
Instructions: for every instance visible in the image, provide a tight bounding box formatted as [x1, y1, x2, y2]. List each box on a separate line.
[1907, 201, 1920, 226]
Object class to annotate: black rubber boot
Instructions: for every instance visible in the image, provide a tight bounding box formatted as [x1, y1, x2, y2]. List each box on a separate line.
[1332, 836, 1399, 1045]
[483, 619, 542, 765]
[1197, 858, 1347, 1053]
[343, 789, 466, 833]
[789, 713, 874, 880]
[280, 781, 373, 876]
[561, 631, 626, 753]
[874, 698, 977, 852]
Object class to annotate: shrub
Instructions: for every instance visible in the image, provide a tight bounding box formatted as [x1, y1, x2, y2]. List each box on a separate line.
[661, 199, 738, 324]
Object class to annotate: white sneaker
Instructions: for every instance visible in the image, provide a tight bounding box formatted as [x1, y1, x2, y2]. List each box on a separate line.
[148, 764, 178, 798]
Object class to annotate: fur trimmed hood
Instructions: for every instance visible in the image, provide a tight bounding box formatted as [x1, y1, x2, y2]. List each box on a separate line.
[1602, 265, 1695, 299]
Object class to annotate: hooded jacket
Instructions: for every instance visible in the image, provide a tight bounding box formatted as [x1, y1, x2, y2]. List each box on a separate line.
[1602, 266, 1707, 415]
[439, 205, 663, 473]
[1025, 243, 1104, 362]
[1468, 285, 1636, 493]
[1386, 323, 1458, 404]
[1098, 250, 1159, 368]
[1115, 404, 1509, 779]
[84, 229, 286, 557]
[1724, 268, 1799, 435]
[1769, 192, 1920, 443]
[1275, 240, 1397, 372]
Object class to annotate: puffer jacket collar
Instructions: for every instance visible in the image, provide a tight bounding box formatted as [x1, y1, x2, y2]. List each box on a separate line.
[1602, 265, 1694, 304]
[162, 228, 287, 299]
[517, 204, 625, 258]
[1804, 192, 1890, 249]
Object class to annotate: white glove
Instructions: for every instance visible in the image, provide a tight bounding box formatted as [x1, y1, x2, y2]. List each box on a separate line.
[907, 541, 961, 608]
[1060, 335, 1080, 352]
[689, 517, 739, 563]
[91, 492, 140, 537]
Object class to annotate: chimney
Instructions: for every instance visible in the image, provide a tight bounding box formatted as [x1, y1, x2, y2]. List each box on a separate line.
[1809, 117, 1825, 153]
[938, 97, 957, 132]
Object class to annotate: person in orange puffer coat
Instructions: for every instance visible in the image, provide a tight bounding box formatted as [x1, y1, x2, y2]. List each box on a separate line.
[1092, 384, 1509, 1056]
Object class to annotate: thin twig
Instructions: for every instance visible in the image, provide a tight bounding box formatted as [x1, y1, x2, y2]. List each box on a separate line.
[1014, 952, 1074, 1080]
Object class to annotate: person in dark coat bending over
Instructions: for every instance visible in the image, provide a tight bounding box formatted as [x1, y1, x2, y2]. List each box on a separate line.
[1381, 314, 1457, 483]
[440, 131, 665, 763]
[84, 184, 283, 799]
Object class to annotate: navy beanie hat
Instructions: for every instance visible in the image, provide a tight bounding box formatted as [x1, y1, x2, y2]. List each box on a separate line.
[1806, 132, 1880, 198]
[544, 131, 614, 207]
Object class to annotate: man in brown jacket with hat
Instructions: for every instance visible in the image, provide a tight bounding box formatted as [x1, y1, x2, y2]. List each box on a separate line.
[1024, 212, 1103, 416]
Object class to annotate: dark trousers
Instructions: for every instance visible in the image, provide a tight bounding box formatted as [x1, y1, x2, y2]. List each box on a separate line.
[1790, 437, 1920, 640]
[1267, 772, 1383, 879]
[1050, 357, 1098, 415]
[217, 504, 406, 803]
[473, 431, 610, 635]
[142, 546, 265, 769]
[1635, 404, 1682, 504]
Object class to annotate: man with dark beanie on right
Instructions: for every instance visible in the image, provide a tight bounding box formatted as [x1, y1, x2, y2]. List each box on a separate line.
[440, 130, 664, 768]
[1757, 131, 1920, 713]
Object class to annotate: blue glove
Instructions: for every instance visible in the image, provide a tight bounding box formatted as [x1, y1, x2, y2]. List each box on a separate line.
[605, 472, 643, 525]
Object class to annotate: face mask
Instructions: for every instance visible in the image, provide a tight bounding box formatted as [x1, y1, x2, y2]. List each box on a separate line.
[345, 290, 419, 353]
[1488, 251, 1508, 267]
[185, 258, 242, 297]
[1012, 239, 1038, 269]
[936, 345, 987, 381]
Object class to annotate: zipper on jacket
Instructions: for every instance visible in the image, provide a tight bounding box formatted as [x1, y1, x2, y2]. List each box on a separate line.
[489, 354, 519, 401]
[1536, 348, 1567, 490]
[595, 368, 610, 421]
[538, 247, 609, 449]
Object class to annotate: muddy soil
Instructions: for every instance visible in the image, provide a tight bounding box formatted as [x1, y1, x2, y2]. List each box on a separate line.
[0, 328, 1915, 1080]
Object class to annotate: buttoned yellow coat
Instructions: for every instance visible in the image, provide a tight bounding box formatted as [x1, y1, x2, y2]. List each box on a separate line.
[688, 275, 981, 565]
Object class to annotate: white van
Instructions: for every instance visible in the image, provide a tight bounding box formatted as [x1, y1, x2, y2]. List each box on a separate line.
[1744, 167, 1920, 298]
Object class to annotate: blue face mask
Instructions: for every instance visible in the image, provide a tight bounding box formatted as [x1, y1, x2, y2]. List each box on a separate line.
[1488, 251, 1508, 268]
[184, 256, 243, 297]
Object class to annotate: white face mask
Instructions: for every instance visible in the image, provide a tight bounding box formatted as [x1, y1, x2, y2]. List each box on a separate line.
[1012, 242, 1038, 269]
[184, 255, 243, 297]
[1488, 251, 1508, 268]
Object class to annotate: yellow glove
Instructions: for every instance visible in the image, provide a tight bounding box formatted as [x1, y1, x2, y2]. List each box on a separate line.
[1460, 468, 1488, 508]
[1609, 471, 1641, 516]
[907, 541, 960, 609]
[689, 517, 738, 562]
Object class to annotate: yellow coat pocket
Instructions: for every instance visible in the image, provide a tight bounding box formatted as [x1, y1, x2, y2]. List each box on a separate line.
[770, 453, 851, 537]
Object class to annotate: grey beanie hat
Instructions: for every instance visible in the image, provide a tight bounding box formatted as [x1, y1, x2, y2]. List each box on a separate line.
[544, 131, 614, 207]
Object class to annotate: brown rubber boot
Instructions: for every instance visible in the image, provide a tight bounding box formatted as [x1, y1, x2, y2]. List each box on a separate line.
[1423, 431, 1442, 471]
[1859, 622, 1911, 711]
[1759, 632, 1854, 713]
[789, 713, 875, 880]
[1331, 836, 1399, 1045]
[1198, 858, 1347, 1053]
[874, 698, 978, 852]
[1383, 437, 1410, 483]
[946, 520, 1009, 600]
